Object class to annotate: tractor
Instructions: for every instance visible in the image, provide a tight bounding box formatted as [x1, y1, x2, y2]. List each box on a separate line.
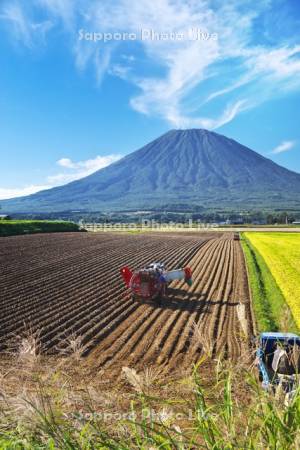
[256, 332, 300, 401]
[120, 262, 192, 304]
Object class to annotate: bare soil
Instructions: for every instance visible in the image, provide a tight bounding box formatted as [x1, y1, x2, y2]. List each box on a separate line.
[0, 232, 254, 377]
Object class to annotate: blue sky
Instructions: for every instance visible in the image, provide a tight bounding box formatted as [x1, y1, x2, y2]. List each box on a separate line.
[0, 0, 300, 199]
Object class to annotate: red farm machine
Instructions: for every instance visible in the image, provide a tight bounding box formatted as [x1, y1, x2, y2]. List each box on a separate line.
[120, 262, 192, 304]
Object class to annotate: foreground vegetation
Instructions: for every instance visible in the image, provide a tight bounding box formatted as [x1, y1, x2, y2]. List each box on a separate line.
[0, 343, 299, 449]
[0, 220, 80, 237]
[241, 233, 298, 333]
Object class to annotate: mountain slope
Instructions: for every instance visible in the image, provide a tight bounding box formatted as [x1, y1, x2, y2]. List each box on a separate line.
[2, 129, 300, 212]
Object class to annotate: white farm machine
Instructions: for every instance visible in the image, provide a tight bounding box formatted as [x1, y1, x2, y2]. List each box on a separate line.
[120, 262, 192, 304]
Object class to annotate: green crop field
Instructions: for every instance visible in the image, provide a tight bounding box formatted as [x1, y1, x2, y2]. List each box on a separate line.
[0, 220, 80, 237]
[244, 232, 300, 331]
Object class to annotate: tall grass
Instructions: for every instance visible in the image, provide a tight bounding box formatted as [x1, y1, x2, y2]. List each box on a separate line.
[0, 357, 299, 449]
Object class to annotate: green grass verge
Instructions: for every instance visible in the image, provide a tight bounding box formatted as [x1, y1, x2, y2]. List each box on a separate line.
[0, 220, 80, 237]
[241, 232, 298, 333]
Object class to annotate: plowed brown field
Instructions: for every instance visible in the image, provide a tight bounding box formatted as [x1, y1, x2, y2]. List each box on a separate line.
[0, 232, 253, 371]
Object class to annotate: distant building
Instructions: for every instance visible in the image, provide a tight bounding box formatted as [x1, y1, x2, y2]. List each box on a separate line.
[292, 220, 300, 225]
[0, 214, 11, 220]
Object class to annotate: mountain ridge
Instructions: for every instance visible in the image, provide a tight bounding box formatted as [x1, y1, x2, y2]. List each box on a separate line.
[2, 129, 300, 212]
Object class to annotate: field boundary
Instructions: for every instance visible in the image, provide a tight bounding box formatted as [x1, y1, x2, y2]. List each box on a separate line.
[240, 238, 257, 337]
[241, 233, 298, 333]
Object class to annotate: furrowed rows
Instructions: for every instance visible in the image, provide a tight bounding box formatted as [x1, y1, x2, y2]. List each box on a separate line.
[0, 232, 252, 369]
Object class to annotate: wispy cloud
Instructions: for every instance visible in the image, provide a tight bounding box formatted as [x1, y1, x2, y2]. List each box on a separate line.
[162, 99, 249, 130]
[109, 63, 131, 79]
[0, 1, 53, 47]
[36, 0, 75, 29]
[74, 0, 300, 129]
[94, 46, 114, 85]
[271, 140, 296, 155]
[1, 0, 300, 129]
[0, 154, 122, 200]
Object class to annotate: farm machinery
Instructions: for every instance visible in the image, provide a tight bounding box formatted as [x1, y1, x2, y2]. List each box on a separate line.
[120, 262, 192, 304]
[256, 332, 300, 401]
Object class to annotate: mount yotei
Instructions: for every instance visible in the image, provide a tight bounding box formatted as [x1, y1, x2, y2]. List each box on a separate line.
[2, 129, 300, 212]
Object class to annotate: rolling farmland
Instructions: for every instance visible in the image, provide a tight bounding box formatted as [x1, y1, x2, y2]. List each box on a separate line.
[0, 232, 253, 371]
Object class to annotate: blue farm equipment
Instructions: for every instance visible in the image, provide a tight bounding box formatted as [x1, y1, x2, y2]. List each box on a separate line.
[256, 332, 300, 397]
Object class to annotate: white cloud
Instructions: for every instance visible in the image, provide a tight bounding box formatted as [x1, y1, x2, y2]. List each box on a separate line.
[247, 45, 300, 80]
[121, 54, 135, 62]
[1, 0, 300, 129]
[56, 158, 77, 169]
[74, 0, 300, 129]
[94, 46, 113, 85]
[271, 140, 296, 155]
[0, 185, 51, 200]
[109, 63, 131, 79]
[56, 154, 121, 171]
[0, 1, 53, 47]
[52, 154, 122, 184]
[90, 0, 222, 127]
[161, 99, 249, 130]
[0, 154, 122, 200]
[36, 0, 75, 28]
[0, 2, 32, 46]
